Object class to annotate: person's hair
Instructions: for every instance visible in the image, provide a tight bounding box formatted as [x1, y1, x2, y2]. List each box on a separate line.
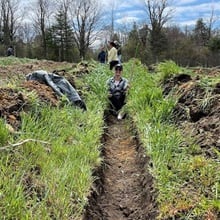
[109, 41, 116, 47]
[115, 64, 123, 71]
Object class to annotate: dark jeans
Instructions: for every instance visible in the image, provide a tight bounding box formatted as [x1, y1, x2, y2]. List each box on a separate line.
[109, 94, 126, 114]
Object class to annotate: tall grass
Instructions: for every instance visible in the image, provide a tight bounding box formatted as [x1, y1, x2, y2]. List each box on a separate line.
[156, 60, 183, 81]
[1, 59, 219, 219]
[0, 119, 10, 145]
[82, 63, 111, 110]
[0, 63, 108, 219]
[0, 56, 35, 66]
[126, 59, 220, 219]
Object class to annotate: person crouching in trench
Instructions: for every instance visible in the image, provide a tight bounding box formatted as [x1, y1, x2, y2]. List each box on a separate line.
[106, 64, 129, 119]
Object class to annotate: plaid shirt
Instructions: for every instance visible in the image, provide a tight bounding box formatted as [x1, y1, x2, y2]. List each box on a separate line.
[106, 77, 129, 96]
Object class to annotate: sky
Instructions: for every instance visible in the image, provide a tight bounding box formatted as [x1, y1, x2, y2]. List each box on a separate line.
[103, 0, 220, 29]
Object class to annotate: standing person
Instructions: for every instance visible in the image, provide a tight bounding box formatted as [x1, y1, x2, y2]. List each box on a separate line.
[98, 47, 106, 63]
[106, 63, 129, 119]
[7, 46, 14, 56]
[114, 40, 122, 63]
[107, 41, 119, 70]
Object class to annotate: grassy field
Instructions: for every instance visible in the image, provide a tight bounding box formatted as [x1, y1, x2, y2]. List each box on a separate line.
[0, 58, 219, 219]
[126, 60, 220, 219]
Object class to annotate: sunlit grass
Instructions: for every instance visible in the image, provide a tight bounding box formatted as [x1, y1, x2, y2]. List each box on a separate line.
[0, 58, 219, 219]
[0, 119, 10, 145]
[0, 61, 106, 219]
[126, 59, 220, 219]
[157, 60, 183, 81]
[0, 56, 36, 66]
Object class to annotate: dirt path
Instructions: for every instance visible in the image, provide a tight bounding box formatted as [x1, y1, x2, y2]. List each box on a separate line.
[84, 115, 158, 220]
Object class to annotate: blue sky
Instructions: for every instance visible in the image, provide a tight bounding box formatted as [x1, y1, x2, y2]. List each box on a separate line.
[103, 0, 220, 29]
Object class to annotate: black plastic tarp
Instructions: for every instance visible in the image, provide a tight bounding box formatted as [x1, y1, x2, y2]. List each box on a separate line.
[26, 70, 87, 111]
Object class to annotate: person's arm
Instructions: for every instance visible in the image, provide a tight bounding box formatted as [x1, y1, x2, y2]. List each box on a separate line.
[106, 78, 113, 97]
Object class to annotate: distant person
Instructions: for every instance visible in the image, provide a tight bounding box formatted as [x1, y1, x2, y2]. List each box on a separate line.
[26, 70, 87, 111]
[107, 41, 119, 70]
[114, 41, 122, 63]
[7, 46, 14, 56]
[98, 47, 106, 63]
[106, 63, 129, 119]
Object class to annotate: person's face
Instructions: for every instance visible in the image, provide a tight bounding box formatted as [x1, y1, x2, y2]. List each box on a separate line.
[115, 69, 122, 77]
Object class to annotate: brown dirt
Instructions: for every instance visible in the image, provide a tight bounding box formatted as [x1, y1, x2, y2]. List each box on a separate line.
[0, 60, 70, 78]
[83, 115, 158, 220]
[163, 71, 220, 156]
[0, 60, 88, 130]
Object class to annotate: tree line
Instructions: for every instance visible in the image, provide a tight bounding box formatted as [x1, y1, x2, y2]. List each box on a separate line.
[1, 0, 220, 67]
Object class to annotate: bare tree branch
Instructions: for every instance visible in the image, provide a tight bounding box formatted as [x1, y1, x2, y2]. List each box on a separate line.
[69, 0, 104, 58]
[0, 139, 51, 151]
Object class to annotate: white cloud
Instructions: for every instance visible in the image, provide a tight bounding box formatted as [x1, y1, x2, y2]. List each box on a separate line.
[116, 9, 145, 22]
[102, 0, 220, 29]
[116, 16, 140, 25]
[173, 0, 198, 6]
[172, 2, 220, 27]
[103, 0, 144, 9]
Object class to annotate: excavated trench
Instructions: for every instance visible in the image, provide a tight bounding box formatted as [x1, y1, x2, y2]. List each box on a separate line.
[83, 114, 158, 220]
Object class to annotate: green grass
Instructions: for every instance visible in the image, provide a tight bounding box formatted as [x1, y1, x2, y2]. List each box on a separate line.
[0, 56, 36, 66]
[0, 119, 10, 145]
[0, 58, 219, 219]
[156, 60, 183, 81]
[0, 62, 107, 219]
[126, 59, 220, 219]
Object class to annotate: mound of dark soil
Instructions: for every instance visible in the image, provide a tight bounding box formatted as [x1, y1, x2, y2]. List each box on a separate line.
[22, 81, 59, 106]
[0, 88, 26, 130]
[0, 81, 60, 130]
[163, 71, 220, 155]
[0, 61, 82, 130]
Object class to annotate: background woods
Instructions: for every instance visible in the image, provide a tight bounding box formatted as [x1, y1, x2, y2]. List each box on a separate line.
[0, 0, 220, 66]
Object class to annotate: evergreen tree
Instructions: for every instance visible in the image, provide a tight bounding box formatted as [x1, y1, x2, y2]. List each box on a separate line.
[124, 22, 140, 61]
[193, 18, 210, 46]
[46, 8, 76, 62]
[208, 36, 220, 52]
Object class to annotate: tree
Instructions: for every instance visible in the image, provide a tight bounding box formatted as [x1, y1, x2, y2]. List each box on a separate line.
[32, 0, 52, 58]
[144, 0, 173, 62]
[164, 26, 186, 63]
[123, 22, 141, 61]
[47, 6, 75, 62]
[16, 22, 36, 58]
[70, 0, 103, 59]
[206, 3, 219, 39]
[193, 18, 210, 46]
[0, 0, 20, 47]
[208, 37, 220, 52]
[108, 0, 116, 40]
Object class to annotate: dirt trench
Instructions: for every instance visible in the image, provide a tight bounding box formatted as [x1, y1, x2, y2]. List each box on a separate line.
[83, 114, 158, 220]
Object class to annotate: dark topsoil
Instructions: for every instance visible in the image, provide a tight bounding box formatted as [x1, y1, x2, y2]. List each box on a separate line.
[0, 62, 220, 219]
[163, 70, 220, 155]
